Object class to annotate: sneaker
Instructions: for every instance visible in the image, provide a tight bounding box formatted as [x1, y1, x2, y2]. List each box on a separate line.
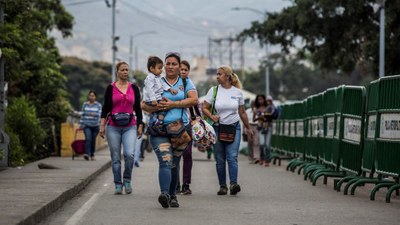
[124, 181, 132, 194]
[114, 184, 123, 195]
[217, 185, 228, 195]
[176, 184, 181, 194]
[169, 195, 179, 208]
[91, 155, 96, 161]
[134, 160, 140, 167]
[181, 184, 192, 195]
[158, 193, 170, 208]
[83, 154, 89, 161]
[230, 183, 241, 195]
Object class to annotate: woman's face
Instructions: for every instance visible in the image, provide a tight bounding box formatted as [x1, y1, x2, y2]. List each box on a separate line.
[165, 56, 180, 77]
[88, 92, 96, 102]
[117, 64, 129, 81]
[257, 96, 265, 105]
[216, 68, 229, 84]
[180, 64, 190, 78]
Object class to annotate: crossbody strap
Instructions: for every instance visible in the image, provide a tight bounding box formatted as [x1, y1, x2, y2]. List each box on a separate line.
[181, 77, 187, 118]
[210, 85, 219, 115]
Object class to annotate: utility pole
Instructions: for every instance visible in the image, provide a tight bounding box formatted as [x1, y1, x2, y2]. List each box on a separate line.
[208, 37, 244, 70]
[264, 42, 270, 96]
[232, 7, 269, 96]
[111, 0, 117, 82]
[106, 0, 118, 82]
[0, 2, 10, 167]
[129, 35, 133, 81]
[379, 0, 385, 78]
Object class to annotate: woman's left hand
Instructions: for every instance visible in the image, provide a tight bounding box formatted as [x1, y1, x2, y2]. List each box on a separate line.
[247, 127, 254, 140]
[158, 97, 173, 111]
[137, 125, 143, 139]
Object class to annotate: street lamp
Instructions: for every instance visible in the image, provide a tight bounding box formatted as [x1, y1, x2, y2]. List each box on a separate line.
[232, 7, 270, 96]
[129, 31, 157, 81]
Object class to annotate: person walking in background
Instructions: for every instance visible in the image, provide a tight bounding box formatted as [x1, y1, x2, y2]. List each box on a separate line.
[253, 94, 269, 166]
[176, 60, 195, 195]
[260, 95, 277, 167]
[246, 100, 260, 164]
[143, 56, 177, 132]
[202, 65, 254, 196]
[142, 52, 198, 208]
[79, 90, 102, 161]
[99, 61, 143, 195]
[133, 111, 149, 167]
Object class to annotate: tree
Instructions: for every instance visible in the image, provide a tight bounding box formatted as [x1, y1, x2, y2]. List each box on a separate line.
[61, 57, 111, 110]
[1, 0, 74, 163]
[239, 0, 400, 77]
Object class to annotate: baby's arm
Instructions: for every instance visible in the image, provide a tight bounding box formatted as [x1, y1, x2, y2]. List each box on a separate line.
[162, 82, 177, 95]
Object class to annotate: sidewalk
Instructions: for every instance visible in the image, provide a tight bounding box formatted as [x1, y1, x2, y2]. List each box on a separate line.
[0, 147, 111, 225]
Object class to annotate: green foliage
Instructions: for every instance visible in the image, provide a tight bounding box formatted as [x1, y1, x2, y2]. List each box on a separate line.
[4, 129, 25, 167]
[239, 0, 400, 77]
[1, 0, 74, 162]
[240, 53, 372, 101]
[61, 57, 111, 109]
[5, 97, 46, 165]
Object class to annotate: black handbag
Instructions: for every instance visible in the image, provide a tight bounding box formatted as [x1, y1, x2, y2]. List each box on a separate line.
[111, 113, 133, 126]
[218, 124, 236, 143]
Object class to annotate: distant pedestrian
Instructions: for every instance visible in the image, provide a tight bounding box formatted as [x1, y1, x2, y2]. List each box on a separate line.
[261, 95, 277, 167]
[176, 60, 196, 195]
[246, 100, 260, 164]
[202, 65, 254, 196]
[79, 90, 102, 161]
[133, 111, 149, 167]
[99, 61, 143, 195]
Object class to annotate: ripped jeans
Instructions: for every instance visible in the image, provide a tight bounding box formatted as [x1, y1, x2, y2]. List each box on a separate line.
[150, 135, 181, 196]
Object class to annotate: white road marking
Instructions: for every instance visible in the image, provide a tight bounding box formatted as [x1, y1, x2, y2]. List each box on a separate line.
[64, 193, 99, 225]
[64, 183, 109, 225]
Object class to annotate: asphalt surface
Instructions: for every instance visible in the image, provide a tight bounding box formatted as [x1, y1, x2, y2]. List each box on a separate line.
[0, 146, 399, 225]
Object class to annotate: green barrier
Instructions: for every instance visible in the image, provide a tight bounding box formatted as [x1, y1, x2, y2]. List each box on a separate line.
[339, 86, 366, 175]
[363, 80, 380, 173]
[374, 75, 400, 202]
[322, 88, 337, 165]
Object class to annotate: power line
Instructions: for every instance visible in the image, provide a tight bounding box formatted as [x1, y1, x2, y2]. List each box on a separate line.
[119, 0, 211, 37]
[64, 0, 103, 6]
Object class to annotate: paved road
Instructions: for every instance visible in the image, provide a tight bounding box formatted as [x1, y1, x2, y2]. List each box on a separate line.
[37, 149, 399, 225]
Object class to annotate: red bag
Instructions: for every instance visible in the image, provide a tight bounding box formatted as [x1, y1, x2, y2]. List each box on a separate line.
[71, 129, 86, 158]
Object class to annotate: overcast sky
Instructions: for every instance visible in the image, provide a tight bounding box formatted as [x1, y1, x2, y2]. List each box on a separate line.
[56, 0, 292, 71]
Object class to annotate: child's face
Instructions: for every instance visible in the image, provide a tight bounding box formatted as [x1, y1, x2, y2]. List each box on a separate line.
[150, 63, 163, 75]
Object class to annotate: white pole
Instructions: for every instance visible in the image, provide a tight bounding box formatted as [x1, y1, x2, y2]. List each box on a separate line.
[129, 35, 133, 81]
[111, 0, 116, 82]
[379, 1, 385, 78]
[265, 42, 269, 96]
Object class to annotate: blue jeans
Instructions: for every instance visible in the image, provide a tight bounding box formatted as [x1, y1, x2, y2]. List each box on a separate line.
[150, 135, 181, 196]
[134, 135, 143, 162]
[213, 122, 241, 186]
[83, 126, 99, 157]
[106, 125, 137, 185]
[259, 128, 271, 162]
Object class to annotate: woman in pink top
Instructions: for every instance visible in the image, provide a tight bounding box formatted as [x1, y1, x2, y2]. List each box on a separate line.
[99, 61, 143, 195]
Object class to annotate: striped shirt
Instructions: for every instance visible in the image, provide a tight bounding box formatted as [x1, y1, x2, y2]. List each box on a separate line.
[79, 101, 102, 127]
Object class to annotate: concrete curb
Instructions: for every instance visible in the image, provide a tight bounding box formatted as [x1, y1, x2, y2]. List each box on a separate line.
[18, 158, 111, 225]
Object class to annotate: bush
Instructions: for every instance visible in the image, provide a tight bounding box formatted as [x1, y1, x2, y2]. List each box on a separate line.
[5, 96, 46, 165]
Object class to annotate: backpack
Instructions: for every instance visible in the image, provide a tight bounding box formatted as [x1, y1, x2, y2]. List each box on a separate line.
[271, 105, 281, 119]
